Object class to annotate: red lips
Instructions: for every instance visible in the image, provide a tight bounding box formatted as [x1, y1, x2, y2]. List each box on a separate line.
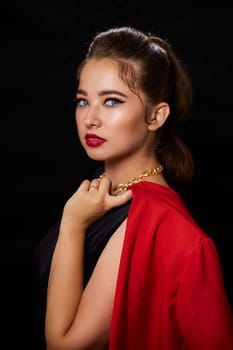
[85, 133, 106, 147]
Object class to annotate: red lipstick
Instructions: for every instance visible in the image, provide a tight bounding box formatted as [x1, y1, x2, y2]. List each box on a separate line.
[85, 133, 106, 147]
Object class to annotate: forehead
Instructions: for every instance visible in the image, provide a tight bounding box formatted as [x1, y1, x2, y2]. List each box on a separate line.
[78, 58, 144, 101]
[79, 58, 124, 86]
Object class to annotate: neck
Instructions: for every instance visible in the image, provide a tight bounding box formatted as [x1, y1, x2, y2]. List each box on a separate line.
[104, 157, 159, 183]
[101, 160, 166, 195]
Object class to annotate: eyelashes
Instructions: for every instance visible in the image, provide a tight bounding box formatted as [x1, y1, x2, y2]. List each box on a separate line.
[105, 98, 124, 106]
[73, 97, 87, 107]
[73, 97, 124, 107]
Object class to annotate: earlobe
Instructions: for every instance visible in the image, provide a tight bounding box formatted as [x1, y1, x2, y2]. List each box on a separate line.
[147, 103, 170, 131]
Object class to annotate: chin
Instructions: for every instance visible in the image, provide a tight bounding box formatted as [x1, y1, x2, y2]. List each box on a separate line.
[85, 152, 105, 162]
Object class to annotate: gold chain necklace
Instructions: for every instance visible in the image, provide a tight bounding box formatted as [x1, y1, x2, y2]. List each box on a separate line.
[99, 164, 164, 195]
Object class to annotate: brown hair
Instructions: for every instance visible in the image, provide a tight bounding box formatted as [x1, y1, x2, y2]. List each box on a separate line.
[77, 26, 195, 193]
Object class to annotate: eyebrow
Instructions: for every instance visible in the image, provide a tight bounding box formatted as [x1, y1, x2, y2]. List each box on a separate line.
[76, 89, 128, 98]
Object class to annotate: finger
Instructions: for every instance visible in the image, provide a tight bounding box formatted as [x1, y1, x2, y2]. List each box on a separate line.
[78, 179, 91, 191]
[108, 189, 132, 208]
[98, 176, 112, 192]
[89, 179, 101, 190]
[117, 189, 132, 202]
[68, 179, 90, 201]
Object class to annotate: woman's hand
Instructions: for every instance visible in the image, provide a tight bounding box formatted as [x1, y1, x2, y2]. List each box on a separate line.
[62, 176, 132, 229]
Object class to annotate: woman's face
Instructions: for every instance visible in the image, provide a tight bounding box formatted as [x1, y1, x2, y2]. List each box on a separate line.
[75, 58, 154, 164]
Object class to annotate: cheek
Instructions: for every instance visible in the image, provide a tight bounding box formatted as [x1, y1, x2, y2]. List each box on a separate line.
[119, 115, 146, 135]
[75, 118, 85, 144]
[75, 112, 82, 131]
[109, 107, 145, 129]
[111, 121, 148, 152]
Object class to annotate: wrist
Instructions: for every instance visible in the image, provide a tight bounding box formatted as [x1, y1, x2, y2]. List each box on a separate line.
[59, 217, 87, 236]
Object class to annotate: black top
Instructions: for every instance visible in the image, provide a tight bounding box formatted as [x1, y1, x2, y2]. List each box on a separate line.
[34, 200, 131, 300]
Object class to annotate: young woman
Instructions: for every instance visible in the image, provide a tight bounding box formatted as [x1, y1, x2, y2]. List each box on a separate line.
[37, 26, 233, 349]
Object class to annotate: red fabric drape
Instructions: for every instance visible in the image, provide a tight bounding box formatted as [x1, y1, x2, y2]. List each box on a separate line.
[110, 182, 233, 350]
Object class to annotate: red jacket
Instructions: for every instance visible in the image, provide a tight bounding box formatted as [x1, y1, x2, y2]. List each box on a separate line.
[110, 182, 233, 349]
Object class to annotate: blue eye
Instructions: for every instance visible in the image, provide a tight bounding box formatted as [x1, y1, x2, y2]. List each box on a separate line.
[105, 98, 123, 107]
[74, 98, 88, 107]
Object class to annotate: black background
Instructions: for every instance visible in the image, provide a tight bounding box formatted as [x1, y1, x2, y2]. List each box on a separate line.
[1, 1, 232, 349]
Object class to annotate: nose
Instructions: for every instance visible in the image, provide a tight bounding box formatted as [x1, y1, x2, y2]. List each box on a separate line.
[84, 105, 101, 129]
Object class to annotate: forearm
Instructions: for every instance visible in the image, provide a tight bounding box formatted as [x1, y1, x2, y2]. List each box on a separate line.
[44, 178, 132, 349]
[45, 220, 86, 347]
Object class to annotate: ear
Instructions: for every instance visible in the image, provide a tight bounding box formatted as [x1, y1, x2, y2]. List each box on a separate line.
[147, 102, 170, 131]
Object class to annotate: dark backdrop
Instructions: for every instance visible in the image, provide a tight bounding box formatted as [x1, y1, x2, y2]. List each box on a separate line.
[1, 1, 232, 349]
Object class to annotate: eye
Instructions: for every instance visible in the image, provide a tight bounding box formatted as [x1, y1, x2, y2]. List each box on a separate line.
[105, 98, 123, 107]
[74, 98, 88, 107]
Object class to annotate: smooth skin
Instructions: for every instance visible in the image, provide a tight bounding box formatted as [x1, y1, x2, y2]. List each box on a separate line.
[45, 58, 170, 350]
[75, 58, 170, 187]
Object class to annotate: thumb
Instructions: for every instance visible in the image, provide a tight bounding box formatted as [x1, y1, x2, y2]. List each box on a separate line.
[112, 189, 132, 207]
